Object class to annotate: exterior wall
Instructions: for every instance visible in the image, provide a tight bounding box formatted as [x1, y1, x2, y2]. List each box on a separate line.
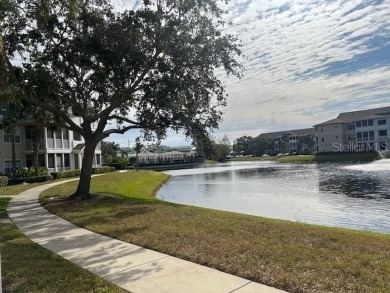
[0, 125, 102, 175]
[315, 123, 344, 152]
[355, 117, 390, 152]
[0, 128, 25, 175]
[315, 115, 390, 153]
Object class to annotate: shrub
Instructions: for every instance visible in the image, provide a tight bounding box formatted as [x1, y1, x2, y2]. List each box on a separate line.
[51, 170, 81, 180]
[92, 166, 115, 174]
[0, 176, 8, 187]
[108, 163, 125, 170]
[8, 175, 53, 185]
[16, 167, 48, 178]
[52, 167, 114, 179]
[128, 157, 136, 165]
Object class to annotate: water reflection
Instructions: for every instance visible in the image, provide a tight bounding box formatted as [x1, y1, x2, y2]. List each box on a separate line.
[318, 168, 390, 199]
[157, 161, 390, 233]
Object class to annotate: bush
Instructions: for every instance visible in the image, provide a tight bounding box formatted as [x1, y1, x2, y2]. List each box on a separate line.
[108, 163, 125, 170]
[16, 167, 48, 178]
[51, 170, 81, 180]
[8, 175, 53, 185]
[92, 166, 115, 174]
[51, 167, 115, 179]
[0, 176, 8, 187]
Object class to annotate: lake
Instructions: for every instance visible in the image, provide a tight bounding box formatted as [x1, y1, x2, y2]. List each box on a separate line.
[156, 159, 390, 234]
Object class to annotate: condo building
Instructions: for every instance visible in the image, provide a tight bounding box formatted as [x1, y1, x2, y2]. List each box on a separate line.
[314, 106, 390, 153]
[0, 106, 102, 175]
[258, 128, 315, 155]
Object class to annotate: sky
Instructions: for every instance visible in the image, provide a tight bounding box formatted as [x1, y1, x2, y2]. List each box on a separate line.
[109, 0, 390, 148]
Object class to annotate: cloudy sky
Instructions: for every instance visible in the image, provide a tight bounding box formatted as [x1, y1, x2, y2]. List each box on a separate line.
[110, 0, 390, 147]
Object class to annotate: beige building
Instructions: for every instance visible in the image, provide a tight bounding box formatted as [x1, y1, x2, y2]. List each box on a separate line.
[315, 106, 390, 153]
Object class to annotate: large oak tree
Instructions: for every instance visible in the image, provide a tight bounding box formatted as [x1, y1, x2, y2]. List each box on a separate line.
[1, 0, 242, 198]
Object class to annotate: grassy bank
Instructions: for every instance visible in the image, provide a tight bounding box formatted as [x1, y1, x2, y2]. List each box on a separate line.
[230, 152, 378, 164]
[0, 196, 126, 292]
[0, 224, 127, 293]
[40, 171, 390, 293]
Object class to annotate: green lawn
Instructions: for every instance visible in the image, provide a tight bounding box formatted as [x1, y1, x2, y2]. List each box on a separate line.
[0, 182, 50, 196]
[40, 171, 390, 293]
[0, 185, 126, 292]
[0, 223, 127, 293]
[0, 197, 11, 218]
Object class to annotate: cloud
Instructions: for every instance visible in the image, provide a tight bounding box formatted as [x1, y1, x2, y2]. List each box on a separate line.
[213, 0, 390, 141]
[108, 0, 390, 144]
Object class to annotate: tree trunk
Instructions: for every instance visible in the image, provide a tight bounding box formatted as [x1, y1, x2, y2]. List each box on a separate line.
[72, 139, 97, 199]
[32, 127, 42, 176]
[11, 128, 16, 177]
[136, 151, 139, 171]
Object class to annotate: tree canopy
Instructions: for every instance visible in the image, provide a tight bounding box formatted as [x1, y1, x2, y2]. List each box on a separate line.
[0, 0, 242, 197]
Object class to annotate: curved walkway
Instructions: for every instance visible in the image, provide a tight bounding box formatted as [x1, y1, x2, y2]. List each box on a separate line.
[7, 180, 287, 293]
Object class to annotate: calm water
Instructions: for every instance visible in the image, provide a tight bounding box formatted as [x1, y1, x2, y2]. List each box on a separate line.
[157, 160, 390, 234]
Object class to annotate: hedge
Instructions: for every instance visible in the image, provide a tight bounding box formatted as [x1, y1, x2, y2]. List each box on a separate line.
[0, 176, 8, 187]
[51, 170, 81, 180]
[8, 175, 53, 186]
[92, 166, 115, 174]
[52, 166, 115, 179]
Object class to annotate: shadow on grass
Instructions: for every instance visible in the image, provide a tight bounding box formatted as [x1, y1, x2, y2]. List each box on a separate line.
[0, 224, 128, 293]
[0, 197, 11, 218]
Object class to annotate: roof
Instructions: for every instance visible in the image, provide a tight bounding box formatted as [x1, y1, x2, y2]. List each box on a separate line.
[258, 128, 315, 139]
[315, 106, 390, 126]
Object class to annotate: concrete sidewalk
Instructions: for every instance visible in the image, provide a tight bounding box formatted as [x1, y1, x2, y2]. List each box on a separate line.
[7, 180, 287, 293]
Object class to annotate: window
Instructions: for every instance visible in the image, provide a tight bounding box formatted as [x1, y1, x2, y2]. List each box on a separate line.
[63, 130, 69, 140]
[4, 160, 21, 176]
[347, 123, 355, 130]
[3, 128, 21, 143]
[335, 136, 338, 139]
[357, 132, 362, 142]
[378, 130, 387, 137]
[347, 135, 356, 141]
[378, 119, 387, 125]
[25, 126, 34, 139]
[54, 129, 61, 140]
[369, 131, 374, 141]
[48, 154, 55, 168]
[56, 154, 62, 167]
[47, 128, 54, 139]
[64, 154, 70, 168]
[357, 120, 373, 127]
[321, 137, 324, 143]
